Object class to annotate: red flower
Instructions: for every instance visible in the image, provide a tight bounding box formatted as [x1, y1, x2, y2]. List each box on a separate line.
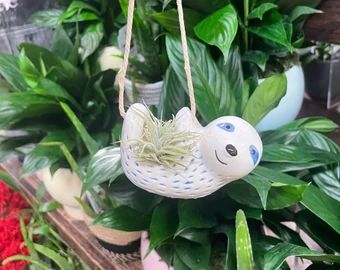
[0, 181, 29, 270]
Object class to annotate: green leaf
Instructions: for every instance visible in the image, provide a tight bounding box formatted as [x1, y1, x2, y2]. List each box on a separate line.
[149, 202, 178, 251]
[38, 201, 62, 213]
[60, 102, 97, 155]
[153, 8, 203, 36]
[248, 3, 278, 20]
[2, 255, 51, 270]
[176, 200, 217, 235]
[34, 243, 74, 270]
[236, 210, 254, 270]
[195, 5, 238, 59]
[29, 9, 63, 28]
[242, 74, 287, 125]
[166, 34, 232, 122]
[158, 67, 188, 120]
[173, 254, 191, 270]
[223, 225, 237, 270]
[52, 25, 75, 62]
[295, 210, 340, 253]
[277, 0, 321, 13]
[80, 22, 104, 62]
[0, 93, 60, 129]
[290, 6, 322, 22]
[312, 165, 340, 202]
[218, 46, 246, 116]
[263, 243, 340, 270]
[94, 206, 150, 231]
[22, 130, 74, 175]
[253, 166, 340, 234]
[280, 117, 338, 133]
[242, 50, 269, 72]
[83, 146, 123, 192]
[0, 171, 18, 191]
[175, 240, 211, 270]
[262, 144, 339, 164]
[182, 0, 227, 14]
[178, 229, 209, 244]
[248, 12, 294, 51]
[0, 53, 29, 91]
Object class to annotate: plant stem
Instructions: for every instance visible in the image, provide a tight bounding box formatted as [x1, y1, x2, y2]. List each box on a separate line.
[244, 0, 249, 51]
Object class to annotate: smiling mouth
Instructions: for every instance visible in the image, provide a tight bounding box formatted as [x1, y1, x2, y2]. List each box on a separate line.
[215, 150, 228, 166]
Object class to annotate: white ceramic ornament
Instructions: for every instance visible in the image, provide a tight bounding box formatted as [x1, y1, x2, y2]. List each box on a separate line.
[120, 103, 263, 199]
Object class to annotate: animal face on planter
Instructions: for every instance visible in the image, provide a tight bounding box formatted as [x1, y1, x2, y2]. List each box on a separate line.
[120, 103, 262, 199]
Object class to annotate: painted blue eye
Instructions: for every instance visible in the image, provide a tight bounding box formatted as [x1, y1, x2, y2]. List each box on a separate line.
[217, 122, 235, 132]
[249, 145, 259, 165]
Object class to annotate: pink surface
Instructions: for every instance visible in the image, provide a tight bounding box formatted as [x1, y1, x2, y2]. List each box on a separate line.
[140, 232, 173, 270]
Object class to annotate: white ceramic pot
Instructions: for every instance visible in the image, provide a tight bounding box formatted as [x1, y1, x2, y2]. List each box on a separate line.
[256, 64, 305, 132]
[141, 232, 173, 270]
[124, 79, 163, 106]
[98, 46, 123, 72]
[38, 167, 84, 220]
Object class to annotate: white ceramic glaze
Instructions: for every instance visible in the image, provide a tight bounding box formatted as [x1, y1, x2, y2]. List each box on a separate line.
[121, 103, 263, 199]
[38, 167, 84, 220]
[256, 65, 305, 131]
[141, 232, 173, 270]
[124, 79, 163, 106]
[98, 46, 123, 72]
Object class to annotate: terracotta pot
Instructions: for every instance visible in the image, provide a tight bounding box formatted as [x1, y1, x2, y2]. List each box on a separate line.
[83, 212, 142, 265]
[256, 64, 305, 132]
[140, 232, 173, 270]
[37, 167, 84, 220]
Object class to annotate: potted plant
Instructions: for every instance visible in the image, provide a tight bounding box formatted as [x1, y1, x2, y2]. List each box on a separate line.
[153, 0, 322, 130]
[302, 42, 340, 101]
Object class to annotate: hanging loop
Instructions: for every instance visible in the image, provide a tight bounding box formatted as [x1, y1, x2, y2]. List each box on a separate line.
[117, 0, 196, 118]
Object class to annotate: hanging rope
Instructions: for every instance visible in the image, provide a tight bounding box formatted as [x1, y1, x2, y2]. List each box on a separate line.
[118, 0, 196, 118]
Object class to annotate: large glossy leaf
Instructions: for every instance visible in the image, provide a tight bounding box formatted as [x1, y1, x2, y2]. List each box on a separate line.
[242, 50, 269, 72]
[290, 6, 322, 22]
[0, 53, 29, 91]
[158, 66, 188, 120]
[22, 130, 75, 175]
[175, 240, 211, 270]
[29, 9, 63, 28]
[227, 176, 308, 210]
[176, 200, 217, 235]
[60, 102, 97, 155]
[94, 206, 151, 231]
[263, 243, 340, 270]
[195, 5, 238, 58]
[0, 93, 60, 129]
[218, 46, 246, 116]
[83, 146, 123, 192]
[277, 0, 322, 13]
[295, 210, 340, 253]
[236, 210, 254, 270]
[52, 25, 75, 62]
[173, 254, 191, 270]
[242, 74, 287, 125]
[312, 165, 340, 202]
[262, 144, 339, 165]
[153, 8, 203, 36]
[280, 117, 338, 133]
[252, 236, 283, 270]
[253, 166, 340, 234]
[248, 3, 278, 20]
[149, 202, 178, 251]
[80, 22, 104, 62]
[182, 0, 227, 13]
[166, 34, 232, 122]
[248, 11, 293, 51]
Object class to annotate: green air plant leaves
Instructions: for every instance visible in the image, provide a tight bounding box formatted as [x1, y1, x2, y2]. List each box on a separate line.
[195, 4, 238, 60]
[242, 73, 287, 125]
[263, 243, 340, 270]
[166, 34, 233, 122]
[83, 146, 123, 192]
[235, 210, 254, 270]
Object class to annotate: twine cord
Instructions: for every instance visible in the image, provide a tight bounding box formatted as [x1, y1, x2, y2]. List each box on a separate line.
[118, 0, 196, 118]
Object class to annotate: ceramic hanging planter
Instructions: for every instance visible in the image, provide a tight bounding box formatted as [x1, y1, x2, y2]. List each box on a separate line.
[37, 167, 84, 220]
[117, 0, 263, 199]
